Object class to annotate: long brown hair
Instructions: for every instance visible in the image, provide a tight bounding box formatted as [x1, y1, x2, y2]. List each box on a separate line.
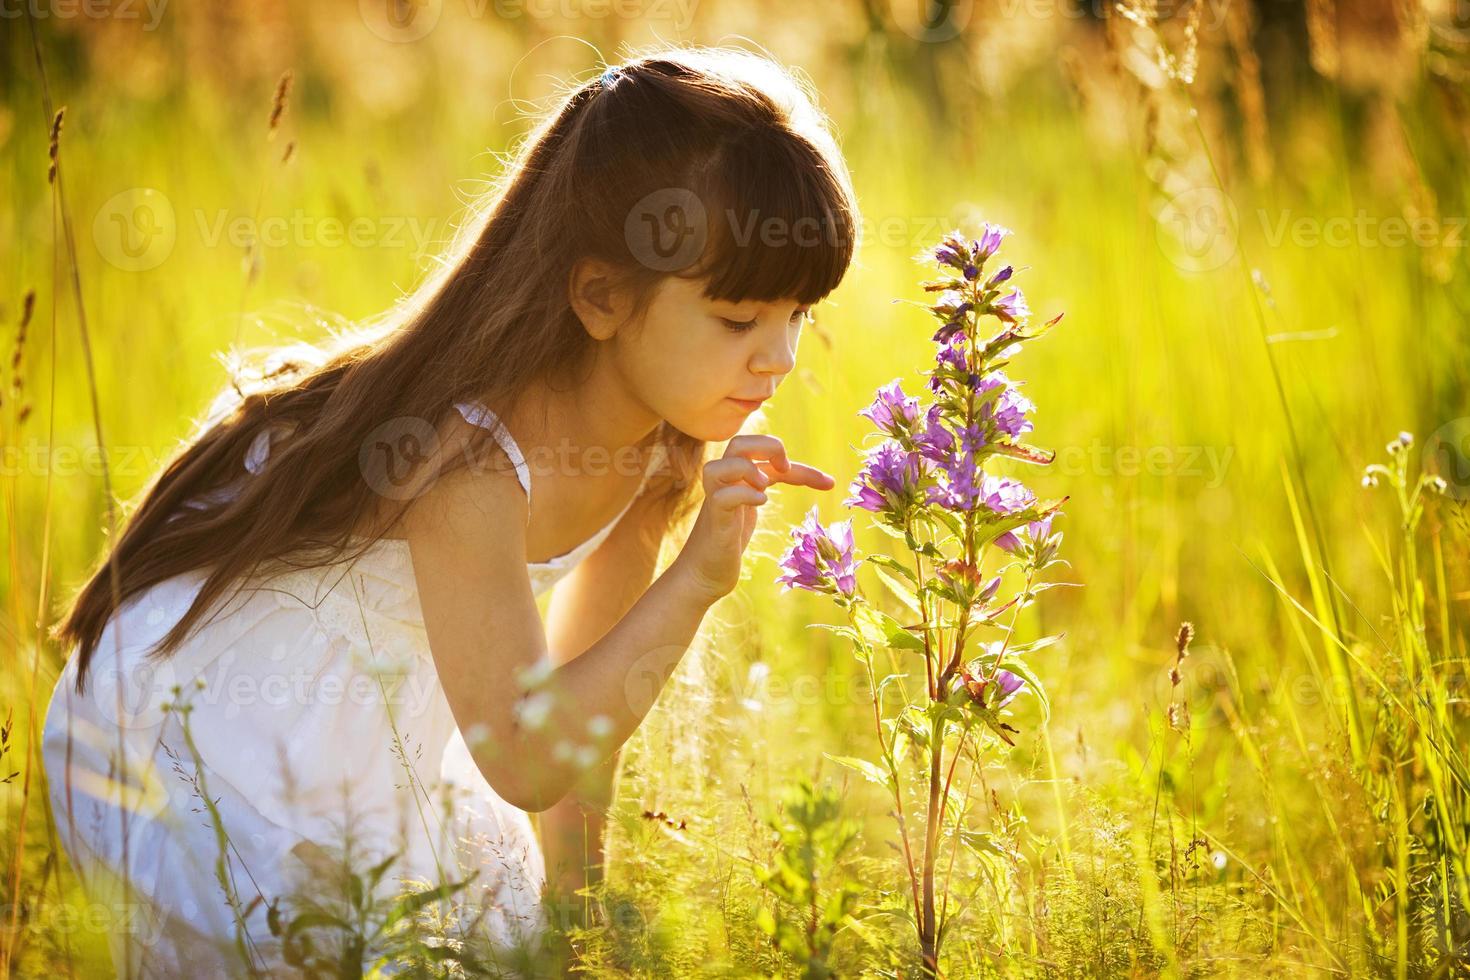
[54, 44, 861, 696]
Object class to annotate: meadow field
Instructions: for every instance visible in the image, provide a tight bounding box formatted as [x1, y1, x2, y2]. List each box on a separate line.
[2, 1, 1468, 976]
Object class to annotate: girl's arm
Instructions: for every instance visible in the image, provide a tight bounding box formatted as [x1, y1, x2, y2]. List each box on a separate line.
[538, 489, 668, 911]
[407, 462, 719, 814]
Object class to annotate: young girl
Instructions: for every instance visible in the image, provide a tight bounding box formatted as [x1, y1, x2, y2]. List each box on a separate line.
[41, 45, 858, 976]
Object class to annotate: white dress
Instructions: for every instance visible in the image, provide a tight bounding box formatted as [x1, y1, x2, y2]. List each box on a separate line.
[41, 400, 663, 978]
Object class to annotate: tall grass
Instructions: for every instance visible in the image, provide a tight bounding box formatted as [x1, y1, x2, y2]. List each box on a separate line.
[2, 3, 1467, 976]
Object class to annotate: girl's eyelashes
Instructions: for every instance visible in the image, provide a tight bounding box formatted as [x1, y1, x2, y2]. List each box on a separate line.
[719, 308, 812, 334]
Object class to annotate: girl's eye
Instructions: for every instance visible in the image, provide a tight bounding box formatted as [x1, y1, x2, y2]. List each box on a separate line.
[720, 308, 811, 334]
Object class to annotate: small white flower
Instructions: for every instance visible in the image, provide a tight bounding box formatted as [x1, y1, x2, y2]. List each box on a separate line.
[513, 691, 553, 730]
[464, 722, 491, 749]
[514, 659, 555, 691]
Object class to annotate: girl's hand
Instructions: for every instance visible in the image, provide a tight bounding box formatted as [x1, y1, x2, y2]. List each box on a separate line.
[671, 434, 835, 605]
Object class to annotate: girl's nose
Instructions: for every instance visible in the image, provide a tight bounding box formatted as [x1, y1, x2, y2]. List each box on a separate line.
[753, 336, 796, 376]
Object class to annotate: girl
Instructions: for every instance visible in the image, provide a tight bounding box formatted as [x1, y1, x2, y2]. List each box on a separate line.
[41, 45, 859, 977]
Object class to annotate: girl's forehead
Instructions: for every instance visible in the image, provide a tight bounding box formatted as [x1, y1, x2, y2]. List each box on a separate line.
[647, 271, 815, 313]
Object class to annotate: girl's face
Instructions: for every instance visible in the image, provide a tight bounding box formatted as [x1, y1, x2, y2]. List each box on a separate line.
[614, 273, 809, 442]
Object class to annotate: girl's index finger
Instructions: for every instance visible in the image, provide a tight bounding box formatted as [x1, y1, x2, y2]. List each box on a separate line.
[762, 460, 835, 490]
[725, 433, 792, 471]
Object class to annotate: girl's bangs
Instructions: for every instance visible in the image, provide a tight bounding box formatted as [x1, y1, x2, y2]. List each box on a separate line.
[687, 130, 857, 307]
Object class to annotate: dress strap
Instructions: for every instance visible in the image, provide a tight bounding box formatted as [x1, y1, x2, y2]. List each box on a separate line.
[454, 401, 533, 507]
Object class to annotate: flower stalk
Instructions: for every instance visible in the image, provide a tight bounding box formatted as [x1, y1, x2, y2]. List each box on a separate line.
[776, 224, 1076, 975]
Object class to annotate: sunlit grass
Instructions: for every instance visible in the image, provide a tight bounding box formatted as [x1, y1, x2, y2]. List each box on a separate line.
[3, 7, 1467, 977]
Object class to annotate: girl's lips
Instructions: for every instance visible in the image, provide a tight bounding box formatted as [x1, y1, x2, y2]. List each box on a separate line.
[728, 396, 766, 412]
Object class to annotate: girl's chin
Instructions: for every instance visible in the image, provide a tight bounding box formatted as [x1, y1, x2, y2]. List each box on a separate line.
[674, 411, 748, 443]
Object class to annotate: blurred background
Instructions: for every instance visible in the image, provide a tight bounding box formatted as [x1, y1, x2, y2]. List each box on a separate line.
[2, 0, 1469, 975]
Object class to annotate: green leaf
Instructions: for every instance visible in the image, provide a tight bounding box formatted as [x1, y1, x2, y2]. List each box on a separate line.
[872, 564, 923, 618]
[1006, 632, 1064, 657]
[897, 706, 930, 748]
[864, 553, 917, 585]
[854, 605, 927, 652]
[284, 911, 353, 938]
[806, 622, 861, 644]
[989, 441, 1056, 466]
[974, 497, 1068, 550]
[824, 753, 894, 792]
[871, 520, 908, 541]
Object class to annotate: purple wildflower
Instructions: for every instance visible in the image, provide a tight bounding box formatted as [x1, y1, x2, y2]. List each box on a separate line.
[959, 660, 1026, 708]
[995, 514, 1056, 555]
[859, 379, 922, 438]
[936, 559, 1004, 609]
[974, 222, 1011, 262]
[979, 474, 1035, 515]
[957, 422, 988, 454]
[776, 505, 858, 599]
[927, 448, 982, 512]
[929, 336, 969, 392]
[930, 289, 973, 344]
[985, 265, 1013, 288]
[915, 406, 956, 463]
[844, 442, 925, 514]
[992, 669, 1025, 706]
[933, 243, 965, 269]
[991, 290, 1030, 323]
[932, 319, 966, 345]
[983, 385, 1035, 440]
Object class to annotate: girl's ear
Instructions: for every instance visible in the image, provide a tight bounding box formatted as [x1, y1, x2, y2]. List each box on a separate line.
[568, 258, 633, 341]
